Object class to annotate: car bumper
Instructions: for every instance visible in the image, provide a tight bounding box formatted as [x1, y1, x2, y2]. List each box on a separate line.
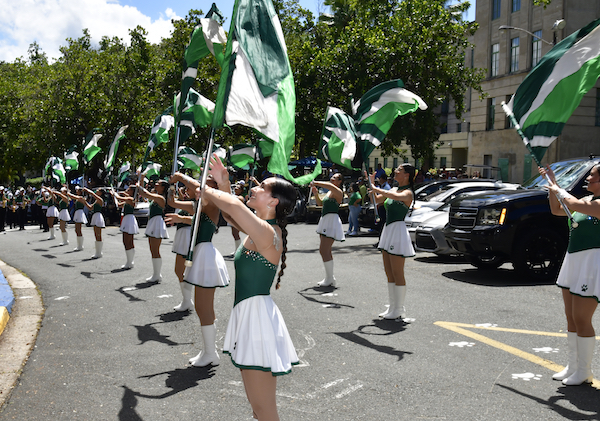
[443, 225, 515, 258]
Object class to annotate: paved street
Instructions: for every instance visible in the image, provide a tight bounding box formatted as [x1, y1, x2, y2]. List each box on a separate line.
[1, 222, 600, 420]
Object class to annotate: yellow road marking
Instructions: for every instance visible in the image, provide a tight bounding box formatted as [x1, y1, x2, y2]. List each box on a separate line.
[435, 321, 600, 389]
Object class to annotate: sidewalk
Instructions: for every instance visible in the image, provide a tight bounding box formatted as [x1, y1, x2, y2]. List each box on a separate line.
[0, 259, 44, 409]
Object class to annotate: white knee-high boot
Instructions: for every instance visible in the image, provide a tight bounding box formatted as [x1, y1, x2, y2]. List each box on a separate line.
[234, 238, 242, 252]
[318, 260, 336, 286]
[48, 227, 55, 240]
[190, 323, 220, 367]
[146, 258, 163, 282]
[73, 236, 84, 251]
[563, 336, 595, 385]
[553, 332, 578, 381]
[384, 285, 406, 320]
[91, 241, 103, 259]
[379, 283, 396, 317]
[122, 248, 135, 269]
[59, 231, 69, 245]
[174, 282, 194, 312]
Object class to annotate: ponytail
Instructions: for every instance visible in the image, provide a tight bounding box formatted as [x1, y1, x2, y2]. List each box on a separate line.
[269, 178, 296, 289]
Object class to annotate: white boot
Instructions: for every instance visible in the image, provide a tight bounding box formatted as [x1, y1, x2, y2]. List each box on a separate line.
[174, 282, 194, 312]
[190, 323, 220, 367]
[91, 241, 103, 259]
[318, 260, 336, 286]
[59, 231, 69, 245]
[121, 248, 135, 269]
[553, 332, 578, 381]
[48, 227, 55, 240]
[384, 285, 406, 320]
[73, 236, 84, 251]
[234, 238, 242, 252]
[563, 336, 595, 385]
[379, 283, 396, 317]
[146, 258, 163, 282]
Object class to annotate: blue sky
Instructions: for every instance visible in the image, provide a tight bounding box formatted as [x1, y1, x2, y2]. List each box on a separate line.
[0, 0, 473, 63]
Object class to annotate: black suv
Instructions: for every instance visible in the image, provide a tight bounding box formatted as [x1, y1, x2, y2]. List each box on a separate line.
[443, 156, 600, 280]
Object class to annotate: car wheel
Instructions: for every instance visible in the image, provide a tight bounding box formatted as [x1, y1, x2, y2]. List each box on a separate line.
[467, 255, 505, 270]
[512, 228, 565, 281]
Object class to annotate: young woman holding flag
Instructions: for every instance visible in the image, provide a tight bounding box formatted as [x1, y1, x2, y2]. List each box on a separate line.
[81, 187, 105, 259]
[111, 185, 139, 269]
[68, 186, 88, 251]
[52, 187, 72, 246]
[43, 187, 59, 240]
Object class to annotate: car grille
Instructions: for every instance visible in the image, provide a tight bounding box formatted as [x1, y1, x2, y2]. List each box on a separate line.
[449, 206, 478, 229]
[415, 233, 437, 251]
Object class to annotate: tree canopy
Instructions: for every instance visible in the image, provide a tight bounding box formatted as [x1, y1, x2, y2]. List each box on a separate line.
[0, 0, 483, 184]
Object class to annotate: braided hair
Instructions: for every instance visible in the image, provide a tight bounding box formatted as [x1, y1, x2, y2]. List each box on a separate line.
[268, 178, 296, 290]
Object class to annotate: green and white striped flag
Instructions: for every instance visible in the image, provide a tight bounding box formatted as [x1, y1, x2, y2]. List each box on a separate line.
[318, 106, 360, 170]
[51, 158, 66, 184]
[177, 146, 203, 172]
[141, 162, 162, 179]
[505, 18, 600, 163]
[212, 0, 320, 185]
[83, 133, 103, 165]
[228, 144, 258, 170]
[147, 108, 174, 153]
[43, 157, 53, 178]
[174, 88, 215, 144]
[352, 79, 427, 162]
[117, 161, 131, 186]
[104, 125, 128, 171]
[64, 146, 79, 171]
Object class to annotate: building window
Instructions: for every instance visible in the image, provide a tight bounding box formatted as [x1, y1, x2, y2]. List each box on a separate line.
[467, 122, 471, 132]
[596, 89, 600, 126]
[505, 95, 514, 129]
[404, 157, 409, 164]
[383, 158, 388, 168]
[487, 98, 496, 130]
[532, 30, 542, 68]
[510, 37, 520, 72]
[511, 0, 520, 12]
[440, 157, 447, 168]
[374, 158, 379, 169]
[491, 43, 499, 77]
[492, 0, 501, 20]
[457, 123, 462, 133]
[393, 158, 398, 168]
[483, 155, 493, 178]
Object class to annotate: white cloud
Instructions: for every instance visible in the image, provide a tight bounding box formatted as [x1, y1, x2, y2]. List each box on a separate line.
[0, 0, 182, 62]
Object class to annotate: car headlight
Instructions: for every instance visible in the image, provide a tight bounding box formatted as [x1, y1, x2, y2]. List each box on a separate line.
[478, 208, 507, 225]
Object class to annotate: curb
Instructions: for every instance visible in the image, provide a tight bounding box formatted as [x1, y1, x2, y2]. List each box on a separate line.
[0, 265, 15, 336]
[0, 259, 44, 411]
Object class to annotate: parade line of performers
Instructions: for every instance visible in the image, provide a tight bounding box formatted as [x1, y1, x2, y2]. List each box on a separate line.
[2, 157, 600, 419]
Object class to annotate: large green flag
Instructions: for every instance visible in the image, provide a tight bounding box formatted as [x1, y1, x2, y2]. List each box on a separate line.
[318, 106, 360, 170]
[505, 18, 600, 163]
[228, 144, 258, 170]
[212, 0, 320, 185]
[117, 161, 131, 186]
[51, 158, 66, 184]
[64, 146, 79, 171]
[352, 79, 427, 162]
[83, 133, 103, 165]
[147, 108, 174, 154]
[174, 88, 215, 144]
[177, 146, 203, 172]
[104, 125, 128, 171]
[141, 161, 162, 179]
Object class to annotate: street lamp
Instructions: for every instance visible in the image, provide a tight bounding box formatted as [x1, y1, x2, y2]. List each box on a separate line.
[499, 19, 565, 45]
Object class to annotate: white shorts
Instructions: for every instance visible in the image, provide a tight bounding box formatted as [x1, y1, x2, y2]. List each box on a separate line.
[316, 213, 345, 241]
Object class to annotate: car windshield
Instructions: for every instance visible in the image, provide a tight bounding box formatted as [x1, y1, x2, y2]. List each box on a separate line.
[423, 185, 455, 201]
[522, 160, 593, 190]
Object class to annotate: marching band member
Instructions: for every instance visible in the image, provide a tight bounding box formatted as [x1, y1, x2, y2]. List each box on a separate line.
[68, 186, 88, 251]
[112, 186, 139, 269]
[52, 187, 72, 245]
[82, 187, 105, 259]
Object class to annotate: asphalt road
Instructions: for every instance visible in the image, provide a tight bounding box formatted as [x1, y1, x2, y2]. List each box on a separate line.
[1, 222, 600, 420]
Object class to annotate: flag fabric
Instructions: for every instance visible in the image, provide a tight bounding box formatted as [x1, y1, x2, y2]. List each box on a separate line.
[177, 146, 203, 172]
[64, 146, 79, 171]
[506, 18, 600, 162]
[83, 133, 103, 164]
[318, 106, 360, 170]
[51, 158, 66, 184]
[174, 88, 215, 144]
[228, 144, 258, 170]
[141, 162, 162, 179]
[147, 108, 174, 153]
[104, 125, 128, 170]
[117, 162, 131, 186]
[352, 79, 427, 162]
[212, 0, 320, 185]
[43, 157, 53, 178]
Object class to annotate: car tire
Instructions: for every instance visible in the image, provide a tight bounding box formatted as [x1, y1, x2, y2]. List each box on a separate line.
[511, 228, 565, 281]
[467, 255, 505, 270]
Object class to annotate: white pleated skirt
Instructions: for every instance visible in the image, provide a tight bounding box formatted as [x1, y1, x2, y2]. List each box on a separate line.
[316, 213, 345, 241]
[378, 221, 415, 257]
[90, 212, 105, 228]
[120, 214, 139, 235]
[223, 295, 299, 376]
[172, 226, 191, 256]
[58, 209, 71, 222]
[73, 209, 87, 224]
[145, 215, 169, 239]
[556, 248, 600, 302]
[46, 206, 59, 218]
[183, 242, 229, 288]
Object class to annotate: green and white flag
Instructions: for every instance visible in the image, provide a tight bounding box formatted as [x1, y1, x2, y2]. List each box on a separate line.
[64, 146, 79, 171]
[174, 88, 215, 144]
[228, 143, 258, 170]
[353, 79, 427, 162]
[51, 158, 66, 184]
[141, 162, 162, 179]
[83, 133, 103, 165]
[147, 108, 174, 153]
[104, 125, 128, 171]
[43, 157, 53, 178]
[177, 146, 203, 172]
[318, 106, 360, 170]
[506, 18, 600, 162]
[117, 161, 131, 186]
[212, 0, 320, 185]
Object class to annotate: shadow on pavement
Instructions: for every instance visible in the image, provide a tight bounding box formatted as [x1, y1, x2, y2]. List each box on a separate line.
[441, 268, 555, 287]
[414, 254, 468, 265]
[297, 287, 355, 309]
[133, 322, 193, 347]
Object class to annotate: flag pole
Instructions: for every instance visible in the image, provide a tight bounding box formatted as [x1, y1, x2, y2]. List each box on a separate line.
[501, 101, 577, 227]
[185, 127, 216, 267]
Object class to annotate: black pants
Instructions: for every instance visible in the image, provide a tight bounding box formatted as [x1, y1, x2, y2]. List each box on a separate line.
[40, 208, 49, 231]
[0, 207, 5, 231]
[17, 207, 26, 230]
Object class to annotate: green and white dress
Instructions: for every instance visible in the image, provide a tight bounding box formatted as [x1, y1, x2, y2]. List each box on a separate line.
[316, 195, 345, 241]
[556, 198, 600, 301]
[46, 197, 59, 218]
[377, 188, 415, 257]
[145, 201, 169, 239]
[223, 220, 299, 375]
[73, 200, 87, 224]
[120, 203, 139, 234]
[58, 198, 71, 222]
[90, 203, 105, 228]
[171, 209, 191, 256]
